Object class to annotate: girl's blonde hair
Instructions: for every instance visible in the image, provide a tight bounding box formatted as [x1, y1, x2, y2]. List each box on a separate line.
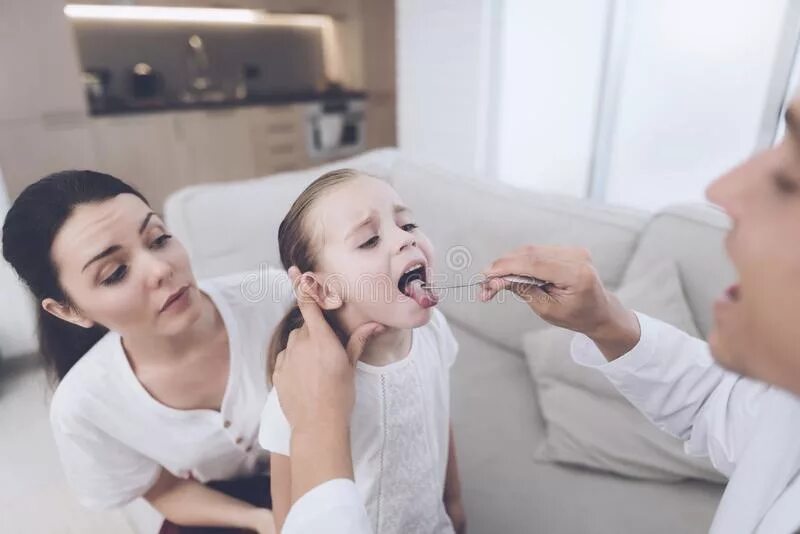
[268, 168, 362, 382]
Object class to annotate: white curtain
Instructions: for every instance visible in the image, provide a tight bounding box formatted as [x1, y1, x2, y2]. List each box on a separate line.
[0, 167, 38, 358]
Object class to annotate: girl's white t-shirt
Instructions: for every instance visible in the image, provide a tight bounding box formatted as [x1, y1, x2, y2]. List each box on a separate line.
[49, 269, 291, 510]
[259, 308, 459, 534]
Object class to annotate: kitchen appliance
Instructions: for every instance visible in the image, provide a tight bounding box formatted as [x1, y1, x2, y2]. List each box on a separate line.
[180, 34, 225, 103]
[306, 99, 365, 159]
[81, 68, 111, 110]
[129, 62, 164, 101]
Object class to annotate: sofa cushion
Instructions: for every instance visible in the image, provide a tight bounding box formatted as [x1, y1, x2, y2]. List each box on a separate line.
[163, 148, 399, 278]
[391, 158, 649, 355]
[449, 321, 722, 534]
[523, 261, 725, 483]
[622, 204, 734, 337]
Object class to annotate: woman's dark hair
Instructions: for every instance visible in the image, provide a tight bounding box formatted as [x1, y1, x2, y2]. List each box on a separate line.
[2, 170, 149, 382]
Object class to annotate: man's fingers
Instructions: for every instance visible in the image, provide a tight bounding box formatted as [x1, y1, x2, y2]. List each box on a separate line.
[287, 327, 299, 349]
[479, 277, 506, 302]
[482, 254, 570, 286]
[294, 275, 332, 337]
[287, 266, 302, 284]
[345, 322, 385, 365]
[272, 350, 286, 386]
[479, 276, 551, 303]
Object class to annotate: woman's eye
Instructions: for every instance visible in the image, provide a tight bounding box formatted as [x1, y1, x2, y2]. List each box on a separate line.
[101, 265, 128, 286]
[150, 234, 173, 249]
[359, 236, 380, 249]
[401, 223, 418, 233]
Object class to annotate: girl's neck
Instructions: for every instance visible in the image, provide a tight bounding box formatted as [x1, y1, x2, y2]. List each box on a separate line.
[359, 325, 412, 367]
[122, 290, 223, 369]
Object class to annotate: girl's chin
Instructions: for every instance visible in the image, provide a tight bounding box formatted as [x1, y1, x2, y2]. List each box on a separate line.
[381, 302, 433, 329]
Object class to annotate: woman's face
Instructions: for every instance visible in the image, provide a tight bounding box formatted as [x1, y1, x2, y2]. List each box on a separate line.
[306, 176, 436, 334]
[46, 193, 202, 339]
[706, 97, 800, 393]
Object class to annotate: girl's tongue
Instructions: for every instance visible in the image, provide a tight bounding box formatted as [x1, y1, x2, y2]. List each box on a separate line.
[404, 279, 439, 308]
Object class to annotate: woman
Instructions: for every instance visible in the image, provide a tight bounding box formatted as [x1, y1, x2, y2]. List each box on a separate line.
[2, 170, 288, 533]
[270, 97, 800, 533]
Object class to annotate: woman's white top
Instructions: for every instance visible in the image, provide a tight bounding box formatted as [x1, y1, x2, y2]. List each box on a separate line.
[572, 312, 800, 534]
[49, 269, 290, 510]
[260, 308, 458, 534]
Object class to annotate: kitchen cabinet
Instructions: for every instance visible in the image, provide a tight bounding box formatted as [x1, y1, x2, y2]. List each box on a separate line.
[86, 104, 314, 210]
[90, 114, 185, 211]
[0, 118, 97, 200]
[365, 95, 396, 149]
[263, 0, 349, 17]
[173, 109, 257, 185]
[360, 0, 395, 94]
[167, 0, 267, 8]
[0, 0, 86, 122]
[247, 105, 310, 176]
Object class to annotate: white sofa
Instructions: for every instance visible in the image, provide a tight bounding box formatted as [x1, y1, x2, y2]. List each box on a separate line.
[164, 148, 730, 534]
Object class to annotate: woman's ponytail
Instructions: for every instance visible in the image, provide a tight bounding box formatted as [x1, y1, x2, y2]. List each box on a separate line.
[37, 307, 108, 382]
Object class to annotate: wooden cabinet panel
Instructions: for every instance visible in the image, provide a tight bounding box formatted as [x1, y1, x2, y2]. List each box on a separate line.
[173, 109, 257, 185]
[0, 0, 87, 122]
[361, 0, 396, 94]
[0, 119, 97, 200]
[264, 0, 348, 16]
[247, 105, 309, 176]
[90, 114, 184, 211]
[130, 0, 258, 7]
[365, 95, 396, 149]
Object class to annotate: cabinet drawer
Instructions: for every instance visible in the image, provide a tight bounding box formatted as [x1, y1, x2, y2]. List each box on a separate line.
[248, 105, 303, 127]
[250, 124, 302, 148]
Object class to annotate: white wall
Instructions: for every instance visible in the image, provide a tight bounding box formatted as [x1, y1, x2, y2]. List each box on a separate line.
[0, 168, 38, 358]
[602, 0, 789, 211]
[397, 0, 795, 211]
[493, 0, 610, 196]
[396, 0, 493, 177]
[774, 29, 800, 144]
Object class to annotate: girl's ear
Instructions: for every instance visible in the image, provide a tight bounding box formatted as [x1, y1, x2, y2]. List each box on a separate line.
[303, 273, 343, 311]
[41, 298, 95, 329]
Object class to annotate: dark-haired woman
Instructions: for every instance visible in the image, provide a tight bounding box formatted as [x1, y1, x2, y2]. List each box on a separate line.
[2, 171, 288, 533]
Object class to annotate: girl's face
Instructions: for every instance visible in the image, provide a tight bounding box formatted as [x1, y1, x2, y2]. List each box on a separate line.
[307, 176, 436, 333]
[46, 193, 203, 340]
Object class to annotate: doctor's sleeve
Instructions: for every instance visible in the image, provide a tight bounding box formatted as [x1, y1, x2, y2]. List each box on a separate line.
[282, 479, 372, 534]
[571, 312, 770, 478]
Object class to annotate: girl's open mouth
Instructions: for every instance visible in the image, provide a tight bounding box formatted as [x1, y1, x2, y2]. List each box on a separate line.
[398, 263, 439, 308]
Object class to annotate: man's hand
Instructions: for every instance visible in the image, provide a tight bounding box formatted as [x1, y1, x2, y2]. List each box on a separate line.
[481, 245, 641, 360]
[272, 266, 384, 503]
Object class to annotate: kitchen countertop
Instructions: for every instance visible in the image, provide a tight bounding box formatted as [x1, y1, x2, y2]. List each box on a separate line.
[89, 89, 368, 117]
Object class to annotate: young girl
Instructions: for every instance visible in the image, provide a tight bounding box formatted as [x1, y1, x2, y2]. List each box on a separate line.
[258, 169, 465, 533]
